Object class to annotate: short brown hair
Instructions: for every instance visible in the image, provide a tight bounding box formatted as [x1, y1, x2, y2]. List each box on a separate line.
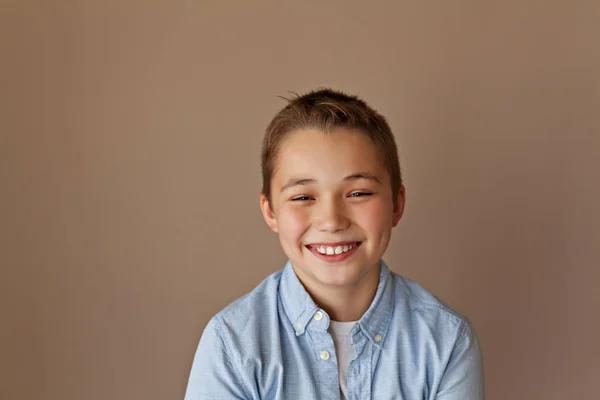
[261, 88, 402, 205]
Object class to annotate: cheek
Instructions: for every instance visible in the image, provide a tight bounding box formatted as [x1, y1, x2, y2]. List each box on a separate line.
[278, 205, 310, 239]
[354, 199, 393, 234]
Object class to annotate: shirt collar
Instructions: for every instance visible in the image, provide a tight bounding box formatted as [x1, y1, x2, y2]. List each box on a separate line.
[279, 261, 320, 336]
[278, 259, 396, 348]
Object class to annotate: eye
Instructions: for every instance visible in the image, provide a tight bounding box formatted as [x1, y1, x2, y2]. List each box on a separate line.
[291, 195, 313, 201]
[348, 191, 373, 198]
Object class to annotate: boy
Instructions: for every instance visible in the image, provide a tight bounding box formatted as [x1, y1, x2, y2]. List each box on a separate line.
[184, 89, 484, 399]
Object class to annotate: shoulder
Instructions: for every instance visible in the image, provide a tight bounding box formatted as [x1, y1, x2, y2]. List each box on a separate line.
[208, 268, 284, 336]
[390, 272, 471, 337]
[187, 272, 285, 399]
[385, 273, 483, 397]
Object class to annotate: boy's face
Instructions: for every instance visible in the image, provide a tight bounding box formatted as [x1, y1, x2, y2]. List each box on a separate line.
[260, 128, 405, 291]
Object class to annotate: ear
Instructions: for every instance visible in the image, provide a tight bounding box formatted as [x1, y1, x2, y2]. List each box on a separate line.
[260, 193, 279, 233]
[392, 185, 406, 227]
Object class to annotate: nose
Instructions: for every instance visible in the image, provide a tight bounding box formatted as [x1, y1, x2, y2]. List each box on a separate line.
[313, 196, 350, 233]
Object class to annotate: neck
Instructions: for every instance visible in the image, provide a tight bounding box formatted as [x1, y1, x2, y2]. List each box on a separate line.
[293, 262, 381, 322]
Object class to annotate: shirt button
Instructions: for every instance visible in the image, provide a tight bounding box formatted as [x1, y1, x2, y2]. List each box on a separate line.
[320, 351, 330, 361]
[296, 322, 303, 330]
[375, 334, 383, 342]
[314, 311, 323, 321]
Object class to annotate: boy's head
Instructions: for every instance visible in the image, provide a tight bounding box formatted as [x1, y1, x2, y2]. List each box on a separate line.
[259, 88, 405, 294]
[261, 88, 402, 207]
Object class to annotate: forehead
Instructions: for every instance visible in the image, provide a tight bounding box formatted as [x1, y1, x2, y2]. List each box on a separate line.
[273, 128, 386, 185]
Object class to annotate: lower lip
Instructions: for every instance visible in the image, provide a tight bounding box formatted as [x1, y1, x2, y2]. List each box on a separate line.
[306, 243, 361, 262]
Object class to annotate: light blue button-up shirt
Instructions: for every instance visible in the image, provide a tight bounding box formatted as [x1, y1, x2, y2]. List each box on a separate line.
[185, 260, 484, 399]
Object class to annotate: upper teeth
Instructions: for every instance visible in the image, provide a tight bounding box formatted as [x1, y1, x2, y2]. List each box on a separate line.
[316, 244, 356, 255]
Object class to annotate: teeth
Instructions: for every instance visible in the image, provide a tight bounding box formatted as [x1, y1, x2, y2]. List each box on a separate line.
[345, 243, 357, 252]
[313, 243, 358, 255]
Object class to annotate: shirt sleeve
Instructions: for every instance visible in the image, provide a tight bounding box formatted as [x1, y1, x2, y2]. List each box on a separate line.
[435, 320, 484, 400]
[184, 316, 250, 400]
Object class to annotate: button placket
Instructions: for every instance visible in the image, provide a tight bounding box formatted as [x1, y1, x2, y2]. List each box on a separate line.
[306, 325, 339, 397]
[313, 310, 331, 362]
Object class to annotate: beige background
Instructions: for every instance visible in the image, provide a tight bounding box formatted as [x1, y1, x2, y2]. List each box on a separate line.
[2, 1, 599, 399]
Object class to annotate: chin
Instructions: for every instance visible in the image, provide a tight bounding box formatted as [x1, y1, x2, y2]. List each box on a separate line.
[312, 264, 369, 287]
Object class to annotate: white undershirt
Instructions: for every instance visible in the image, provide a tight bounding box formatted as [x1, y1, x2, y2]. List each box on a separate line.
[329, 320, 357, 400]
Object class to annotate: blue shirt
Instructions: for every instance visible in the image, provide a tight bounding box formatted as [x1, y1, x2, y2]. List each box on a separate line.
[185, 261, 484, 399]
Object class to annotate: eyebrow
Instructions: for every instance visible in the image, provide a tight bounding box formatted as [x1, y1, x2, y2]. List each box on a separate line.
[280, 172, 380, 193]
[343, 172, 380, 184]
[280, 178, 317, 193]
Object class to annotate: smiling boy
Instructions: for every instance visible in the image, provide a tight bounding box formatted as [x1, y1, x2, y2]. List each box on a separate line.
[184, 89, 484, 399]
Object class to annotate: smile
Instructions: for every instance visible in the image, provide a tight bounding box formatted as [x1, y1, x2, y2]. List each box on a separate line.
[305, 242, 362, 262]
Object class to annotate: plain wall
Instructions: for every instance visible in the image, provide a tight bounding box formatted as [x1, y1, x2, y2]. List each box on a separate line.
[1, 1, 599, 399]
